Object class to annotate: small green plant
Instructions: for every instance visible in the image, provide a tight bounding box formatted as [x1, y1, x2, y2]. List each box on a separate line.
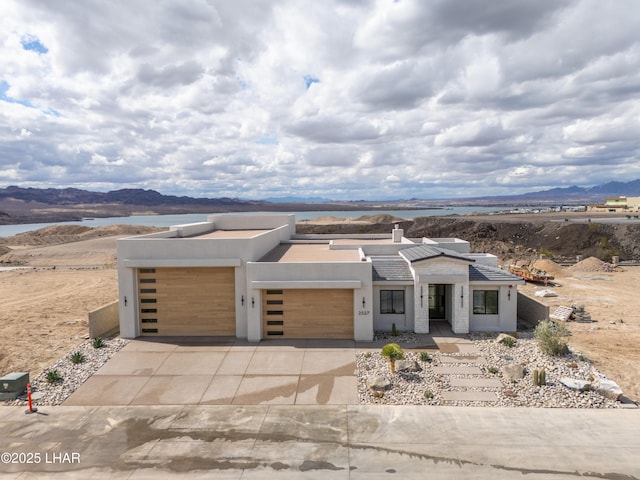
[424, 390, 434, 400]
[46, 370, 61, 384]
[92, 337, 105, 349]
[391, 323, 398, 336]
[532, 369, 547, 386]
[419, 351, 431, 362]
[70, 351, 85, 364]
[535, 320, 569, 355]
[502, 337, 516, 348]
[488, 366, 499, 374]
[364, 351, 372, 358]
[381, 343, 404, 374]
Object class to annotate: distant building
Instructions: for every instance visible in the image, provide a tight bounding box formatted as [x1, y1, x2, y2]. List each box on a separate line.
[589, 196, 640, 212]
[117, 214, 524, 341]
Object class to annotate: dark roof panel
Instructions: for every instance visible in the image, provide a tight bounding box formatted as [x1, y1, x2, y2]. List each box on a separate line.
[400, 244, 473, 263]
[371, 256, 414, 282]
[469, 264, 524, 283]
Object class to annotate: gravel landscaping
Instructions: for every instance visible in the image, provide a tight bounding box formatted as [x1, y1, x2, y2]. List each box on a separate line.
[2, 337, 128, 407]
[357, 331, 628, 408]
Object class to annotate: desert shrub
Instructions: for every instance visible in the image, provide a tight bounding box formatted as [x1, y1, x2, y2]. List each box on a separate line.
[488, 366, 499, 374]
[92, 337, 105, 348]
[419, 351, 431, 362]
[46, 370, 62, 384]
[502, 337, 516, 348]
[70, 351, 85, 364]
[424, 390, 434, 399]
[535, 320, 569, 355]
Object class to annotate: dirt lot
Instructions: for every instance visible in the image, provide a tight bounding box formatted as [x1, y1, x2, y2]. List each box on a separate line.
[0, 225, 161, 377]
[1, 221, 639, 402]
[519, 260, 640, 400]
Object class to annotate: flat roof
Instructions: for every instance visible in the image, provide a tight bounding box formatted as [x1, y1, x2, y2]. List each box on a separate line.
[190, 229, 271, 239]
[331, 238, 400, 245]
[259, 243, 361, 262]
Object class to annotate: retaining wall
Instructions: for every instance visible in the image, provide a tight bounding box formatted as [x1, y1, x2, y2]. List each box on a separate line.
[517, 292, 549, 326]
[88, 300, 119, 338]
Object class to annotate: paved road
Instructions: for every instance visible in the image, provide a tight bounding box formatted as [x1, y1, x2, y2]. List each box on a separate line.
[1, 405, 639, 479]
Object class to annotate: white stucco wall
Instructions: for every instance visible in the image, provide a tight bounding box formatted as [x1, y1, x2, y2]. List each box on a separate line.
[469, 285, 518, 332]
[246, 261, 373, 342]
[116, 217, 290, 339]
[372, 285, 414, 332]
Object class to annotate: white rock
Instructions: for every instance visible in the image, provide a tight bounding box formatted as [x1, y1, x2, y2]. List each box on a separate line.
[560, 377, 592, 392]
[367, 375, 391, 391]
[595, 378, 623, 401]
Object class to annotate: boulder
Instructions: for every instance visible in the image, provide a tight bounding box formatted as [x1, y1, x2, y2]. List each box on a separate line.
[502, 364, 525, 381]
[595, 378, 623, 401]
[367, 375, 391, 391]
[396, 360, 422, 373]
[560, 377, 592, 392]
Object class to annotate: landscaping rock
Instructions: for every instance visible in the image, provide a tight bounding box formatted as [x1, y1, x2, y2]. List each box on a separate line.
[502, 363, 525, 381]
[496, 333, 517, 345]
[595, 378, 623, 401]
[560, 377, 592, 392]
[367, 375, 391, 391]
[396, 360, 422, 373]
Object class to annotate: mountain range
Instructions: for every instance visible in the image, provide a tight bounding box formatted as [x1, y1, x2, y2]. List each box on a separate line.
[2, 180, 640, 207]
[1, 179, 639, 225]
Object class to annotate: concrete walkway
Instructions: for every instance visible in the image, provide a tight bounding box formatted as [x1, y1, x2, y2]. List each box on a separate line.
[1, 404, 639, 479]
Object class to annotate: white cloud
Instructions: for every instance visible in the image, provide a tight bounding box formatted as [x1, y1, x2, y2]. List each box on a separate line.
[0, 0, 639, 200]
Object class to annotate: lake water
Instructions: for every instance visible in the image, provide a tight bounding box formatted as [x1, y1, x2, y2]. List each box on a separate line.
[0, 206, 506, 238]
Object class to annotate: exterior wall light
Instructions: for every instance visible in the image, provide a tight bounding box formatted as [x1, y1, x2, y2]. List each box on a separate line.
[460, 286, 464, 307]
[241, 295, 244, 306]
[124, 296, 127, 306]
[252, 297, 255, 308]
[420, 286, 423, 308]
[362, 297, 366, 308]
[508, 285, 512, 301]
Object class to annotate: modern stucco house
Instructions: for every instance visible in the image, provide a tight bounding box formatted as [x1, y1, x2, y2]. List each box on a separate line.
[117, 214, 524, 341]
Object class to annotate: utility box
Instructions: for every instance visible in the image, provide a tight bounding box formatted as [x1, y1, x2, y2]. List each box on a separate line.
[0, 372, 29, 400]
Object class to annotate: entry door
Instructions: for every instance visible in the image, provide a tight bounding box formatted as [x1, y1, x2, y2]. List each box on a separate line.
[428, 284, 446, 319]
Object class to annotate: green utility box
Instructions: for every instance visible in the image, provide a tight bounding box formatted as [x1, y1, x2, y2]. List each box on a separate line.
[0, 372, 29, 400]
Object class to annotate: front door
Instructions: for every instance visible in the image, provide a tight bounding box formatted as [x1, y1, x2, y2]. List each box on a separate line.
[428, 284, 446, 320]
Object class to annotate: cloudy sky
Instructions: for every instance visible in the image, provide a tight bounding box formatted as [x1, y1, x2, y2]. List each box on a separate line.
[1, 0, 640, 200]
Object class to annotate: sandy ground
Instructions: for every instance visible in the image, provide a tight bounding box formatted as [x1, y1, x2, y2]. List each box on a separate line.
[1, 224, 639, 402]
[0, 237, 120, 378]
[519, 263, 640, 400]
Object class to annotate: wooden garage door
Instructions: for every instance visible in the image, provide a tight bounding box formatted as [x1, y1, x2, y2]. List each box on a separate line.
[262, 289, 354, 339]
[138, 267, 235, 336]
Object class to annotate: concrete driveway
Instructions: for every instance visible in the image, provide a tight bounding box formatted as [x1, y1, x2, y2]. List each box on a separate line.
[64, 338, 363, 406]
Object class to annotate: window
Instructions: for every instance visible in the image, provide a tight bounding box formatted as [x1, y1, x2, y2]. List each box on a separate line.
[380, 290, 405, 314]
[473, 290, 499, 314]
